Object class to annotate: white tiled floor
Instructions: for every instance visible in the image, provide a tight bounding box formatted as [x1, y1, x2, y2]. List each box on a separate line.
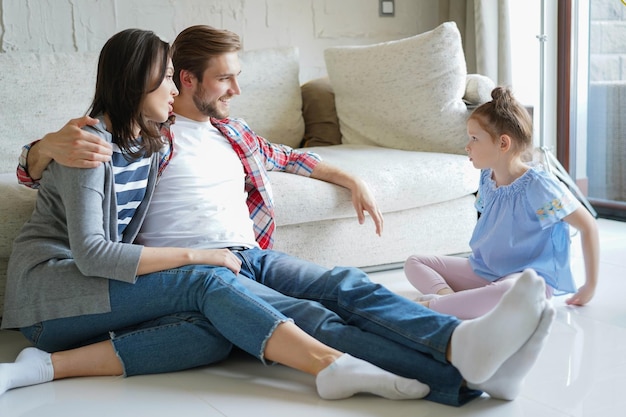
[1, 218, 625, 417]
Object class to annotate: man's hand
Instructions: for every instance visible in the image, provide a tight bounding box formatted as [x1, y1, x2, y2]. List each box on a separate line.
[310, 161, 384, 236]
[27, 116, 112, 180]
[350, 178, 384, 236]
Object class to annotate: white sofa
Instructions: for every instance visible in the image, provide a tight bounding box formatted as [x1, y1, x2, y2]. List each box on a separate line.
[0, 22, 491, 315]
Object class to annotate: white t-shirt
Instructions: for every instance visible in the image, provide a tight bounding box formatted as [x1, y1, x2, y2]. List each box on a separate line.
[136, 115, 258, 249]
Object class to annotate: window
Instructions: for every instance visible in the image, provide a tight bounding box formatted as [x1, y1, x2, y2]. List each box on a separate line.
[559, 0, 626, 220]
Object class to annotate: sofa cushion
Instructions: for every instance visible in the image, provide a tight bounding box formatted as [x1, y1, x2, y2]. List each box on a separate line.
[230, 47, 304, 149]
[269, 144, 479, 226]
[324, 22, 469, 155]
[300, 77, 342, 147]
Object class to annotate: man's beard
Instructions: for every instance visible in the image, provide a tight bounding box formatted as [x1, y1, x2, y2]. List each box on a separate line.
[192, 83, 228, 119]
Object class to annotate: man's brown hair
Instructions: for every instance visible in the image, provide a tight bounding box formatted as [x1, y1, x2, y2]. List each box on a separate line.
[171, 25, 241, 89]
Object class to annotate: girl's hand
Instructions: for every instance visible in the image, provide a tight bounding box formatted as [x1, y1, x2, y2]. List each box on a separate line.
[563, 208, 599, 307]
[195, 248, 242, 275]
[565, 284, 595, 306]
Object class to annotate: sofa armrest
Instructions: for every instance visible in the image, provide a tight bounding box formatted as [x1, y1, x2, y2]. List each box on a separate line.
[0, 173, 38, 260]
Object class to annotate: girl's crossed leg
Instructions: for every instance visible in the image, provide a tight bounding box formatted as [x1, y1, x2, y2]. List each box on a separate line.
[404, 254, 520, 319]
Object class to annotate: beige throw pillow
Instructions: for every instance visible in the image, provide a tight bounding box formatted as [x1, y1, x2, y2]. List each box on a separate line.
[464, 74, 496, 105]
[300, 77, 342, 147]
[324, 22, 469, 155]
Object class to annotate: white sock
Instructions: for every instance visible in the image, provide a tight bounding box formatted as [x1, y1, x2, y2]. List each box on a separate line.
[449, 269, 546, 384]
[315, 353, 430, 400]
[0, 347, 54, 396]
[416, 293, 442, 302]
[469, 303, 556, 400]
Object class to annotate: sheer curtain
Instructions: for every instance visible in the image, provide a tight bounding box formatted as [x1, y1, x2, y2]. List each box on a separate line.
[438, 0, 512, 86]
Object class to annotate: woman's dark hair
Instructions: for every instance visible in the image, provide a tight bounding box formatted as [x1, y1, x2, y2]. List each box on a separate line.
[171, 25, 241, 89]
[89, 28, 170, 158]
[469, 86, 534, 155]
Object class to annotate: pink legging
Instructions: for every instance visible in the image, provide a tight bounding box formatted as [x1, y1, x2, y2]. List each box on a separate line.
[403, 254, 553, 320]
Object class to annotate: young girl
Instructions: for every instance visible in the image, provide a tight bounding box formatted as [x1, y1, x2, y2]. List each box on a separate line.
[404, 86, 599, 319]
[0, 28, 430, 401]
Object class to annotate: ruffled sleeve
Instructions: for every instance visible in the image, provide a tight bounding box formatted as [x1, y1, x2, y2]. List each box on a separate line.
[525, 168, 581, 229]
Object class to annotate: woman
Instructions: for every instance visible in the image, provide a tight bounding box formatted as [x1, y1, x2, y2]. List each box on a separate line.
[0, 29, 427, 401]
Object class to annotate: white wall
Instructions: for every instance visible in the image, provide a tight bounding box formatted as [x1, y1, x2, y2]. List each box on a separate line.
[0, 0, 439, 83]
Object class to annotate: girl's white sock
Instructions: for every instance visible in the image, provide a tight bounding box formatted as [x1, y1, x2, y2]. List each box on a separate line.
[415, 293, 442, 302]
[316, 353, 430, 400]
[0, 347, 54, 396]
[469, 304, 556, 400]
[449, 269, 546, 384]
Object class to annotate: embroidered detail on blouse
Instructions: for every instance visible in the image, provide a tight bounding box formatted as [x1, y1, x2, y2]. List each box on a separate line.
[536, 193, 574, 220]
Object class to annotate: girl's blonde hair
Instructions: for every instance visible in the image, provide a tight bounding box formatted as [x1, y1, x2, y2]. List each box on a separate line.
[469, 86, 533, 155]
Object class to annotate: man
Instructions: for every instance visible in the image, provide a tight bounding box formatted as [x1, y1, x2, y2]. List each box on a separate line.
[16, 25, 555, 406]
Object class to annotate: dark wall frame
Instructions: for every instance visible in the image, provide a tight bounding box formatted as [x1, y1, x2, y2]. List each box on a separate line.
[557, 0, 572, 172]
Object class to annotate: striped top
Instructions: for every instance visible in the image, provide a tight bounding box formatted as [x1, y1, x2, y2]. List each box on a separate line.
[110, 143, 150, 239]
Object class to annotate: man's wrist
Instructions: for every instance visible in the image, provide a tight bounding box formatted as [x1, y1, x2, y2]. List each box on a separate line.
[26, 138, 51, 181]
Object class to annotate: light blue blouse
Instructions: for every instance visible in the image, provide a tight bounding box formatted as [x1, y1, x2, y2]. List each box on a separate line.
[469, 166, 581, 295]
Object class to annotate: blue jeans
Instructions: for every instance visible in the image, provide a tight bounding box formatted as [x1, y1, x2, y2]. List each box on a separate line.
[21, 265, 290, 373]
[22, 250, 480, 406]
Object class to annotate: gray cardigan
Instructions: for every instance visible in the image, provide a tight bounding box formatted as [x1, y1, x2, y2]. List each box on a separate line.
[1, 120, 159, 329]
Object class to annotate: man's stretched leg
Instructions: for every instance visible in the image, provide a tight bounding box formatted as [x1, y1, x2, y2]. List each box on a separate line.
[235, 275, 479, 406]
[238, 250, 549, 389]
[238, 249, 462, 361]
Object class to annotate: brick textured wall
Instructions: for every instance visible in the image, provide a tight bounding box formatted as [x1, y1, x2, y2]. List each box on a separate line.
[589, 0, 626, 81]
[587, 0, 626, 201]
